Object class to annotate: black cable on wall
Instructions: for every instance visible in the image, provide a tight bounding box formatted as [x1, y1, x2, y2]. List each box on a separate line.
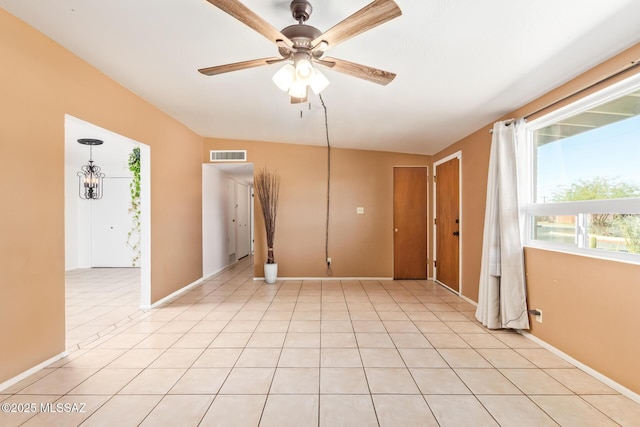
[319, 94, 333, 276]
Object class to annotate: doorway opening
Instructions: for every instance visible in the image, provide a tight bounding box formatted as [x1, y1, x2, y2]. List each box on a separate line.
[64, 115, 151, 348]
[203, 162, 254, 278]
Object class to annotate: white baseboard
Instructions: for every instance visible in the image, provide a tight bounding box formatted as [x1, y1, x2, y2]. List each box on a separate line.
[253, 277, 394, 281]
[519, 330, 640, 404]
[142, 260, 244, 309]
[0, 351, 68, 393]
[202, 262, 234, 281]
[142, 276, 205, 310]
[460, 294, 478, 306]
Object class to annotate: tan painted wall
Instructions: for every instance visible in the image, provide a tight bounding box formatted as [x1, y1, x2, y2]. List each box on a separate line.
[203, 138, 432, 278]
[0, 9, 203, 383]
[434, 43, 640, 393]
[525, 248, 640, 392]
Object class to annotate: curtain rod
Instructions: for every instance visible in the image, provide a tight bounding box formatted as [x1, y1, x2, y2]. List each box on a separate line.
[523, 58, 640, 120]
[489, 58, 640, 133]
[489, 119, 514, 133]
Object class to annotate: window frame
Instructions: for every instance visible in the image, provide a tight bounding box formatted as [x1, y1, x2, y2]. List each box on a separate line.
[522, 73, 640, 265]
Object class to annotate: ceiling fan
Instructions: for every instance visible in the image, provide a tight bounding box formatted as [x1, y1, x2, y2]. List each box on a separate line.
[198, 0, 402, 103]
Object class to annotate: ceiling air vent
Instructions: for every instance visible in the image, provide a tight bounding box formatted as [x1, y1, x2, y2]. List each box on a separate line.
[210, 150, 247, 162]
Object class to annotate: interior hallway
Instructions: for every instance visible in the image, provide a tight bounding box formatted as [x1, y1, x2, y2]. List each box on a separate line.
[1, 257, 639, 426]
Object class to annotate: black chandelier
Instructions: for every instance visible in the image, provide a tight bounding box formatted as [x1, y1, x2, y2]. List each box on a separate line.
[77, 138, 105, 200]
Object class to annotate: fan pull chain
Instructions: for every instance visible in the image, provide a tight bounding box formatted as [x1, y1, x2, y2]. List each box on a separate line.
[299, 101, 312, 118]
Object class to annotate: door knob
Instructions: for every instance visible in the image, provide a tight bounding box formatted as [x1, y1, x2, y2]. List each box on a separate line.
[452, 231, 459, 236]
[394, 228, 398, 232]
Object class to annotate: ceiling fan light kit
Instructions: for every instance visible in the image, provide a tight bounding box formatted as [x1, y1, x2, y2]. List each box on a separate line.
[272, 63, 296, 91]
[272, 59, 330, 97]
[200, 0, 401, 102]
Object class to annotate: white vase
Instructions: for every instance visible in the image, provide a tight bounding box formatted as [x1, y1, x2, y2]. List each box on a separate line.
[264, 263, 278, 284]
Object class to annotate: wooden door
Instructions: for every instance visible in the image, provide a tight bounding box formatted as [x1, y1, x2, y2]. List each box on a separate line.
[435, 157, 460, 292]
[393, 167, 428, 279]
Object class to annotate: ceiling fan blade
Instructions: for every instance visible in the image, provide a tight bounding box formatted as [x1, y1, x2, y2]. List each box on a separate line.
[311, 0, 401, 50]
[205, 0, 293, 46]
[198, 57, 285, 76]
[318, 57, 396, 86]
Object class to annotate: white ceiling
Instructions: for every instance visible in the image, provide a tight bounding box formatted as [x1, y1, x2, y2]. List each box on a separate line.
[65, 116, 138, 178]
[3, 0, 640, 155]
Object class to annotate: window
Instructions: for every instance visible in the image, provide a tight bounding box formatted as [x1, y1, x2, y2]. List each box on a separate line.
[524, 74, 640, 263]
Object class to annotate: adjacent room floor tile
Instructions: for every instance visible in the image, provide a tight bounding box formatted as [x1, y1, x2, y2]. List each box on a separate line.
[530, 395, 618, 426]
[199, 394, 266, 427]
[19, 368, 98, 395]
[477, 348, 536, 368]
[500, 369, 573, 395]
[455, 368, 522, 395]
[410, 368, 471, 394]
[320, 367, 370, 394]
[148, 348, 203, 368]
[438, 348, 492, 368]
[236, 348, 281, 367]
[192, 348, 242, 368]
[581, 394, 640, 426]
[118, 368, 185, 394]
[514, 348, 574, 368]
[168, 368, 229, 394]
[80, 394, 162, 427]
[399, 348, 448, 368]
[21, 394, 110, 427]
[365, 368, 420, 394]
[543, 368, 617, 394]
[321, 348, 362, 367]
[139, 394, 213, 427]
[320, 395, 378, 427]
[372, 394, 438, 427]
[477, 395, 558, 427]
[219, 367, 275, 394]
[389, 333, 433, 349]
[69, 368, 141, 395]
[261, 394, 319, 427]
[425, 395, 499, 427]
[360, 348, 405, 367]
[270, 368, 319, 394]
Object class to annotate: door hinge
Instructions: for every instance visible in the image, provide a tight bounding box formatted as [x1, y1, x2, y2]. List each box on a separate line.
[434, 218, 437, 225]
[433, 175, 436, 182]
[434, 260, 437, 268]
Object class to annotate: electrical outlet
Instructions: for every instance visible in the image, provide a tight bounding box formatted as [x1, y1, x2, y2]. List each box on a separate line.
[356, 207, 364, 214]
[535, 309, 543, 323]
[327, 257, 331, 265]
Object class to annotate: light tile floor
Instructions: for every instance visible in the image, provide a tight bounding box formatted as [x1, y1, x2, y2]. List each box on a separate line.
[2, 257, 640, 426]
[65, 267, 144, 351]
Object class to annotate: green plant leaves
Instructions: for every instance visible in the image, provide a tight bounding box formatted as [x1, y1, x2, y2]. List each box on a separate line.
[127, 147, 141, 266]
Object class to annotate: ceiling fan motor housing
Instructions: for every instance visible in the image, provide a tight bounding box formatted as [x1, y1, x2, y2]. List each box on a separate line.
[290, 0, 313, 22]
[279, 24, 322, 57]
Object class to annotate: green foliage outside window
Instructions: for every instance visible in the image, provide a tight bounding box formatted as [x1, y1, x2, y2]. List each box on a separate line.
[551, 176, 640, 253]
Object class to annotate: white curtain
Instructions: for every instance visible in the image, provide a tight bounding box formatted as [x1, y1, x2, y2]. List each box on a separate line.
[476, 119, 530, 330]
